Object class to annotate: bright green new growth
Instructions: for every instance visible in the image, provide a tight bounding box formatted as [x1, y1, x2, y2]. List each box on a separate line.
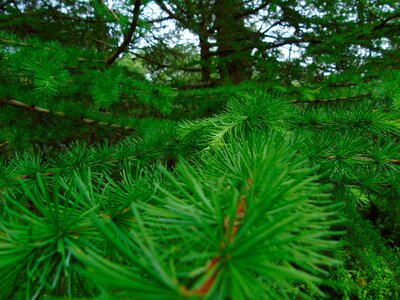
[1, 86, 399, 298]
[90, 68, 122, 110]
[0, 131, 342, 299]
[1, 1, 400, 299]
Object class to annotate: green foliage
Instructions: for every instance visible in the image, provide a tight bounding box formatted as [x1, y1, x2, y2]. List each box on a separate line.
[180, 92, 293, 148]
[2, 86, 399, 298]
[1, 1, 400, 299]
[333, 205, 400, 300]
[80, 136, 341, 299]
[23, 47, 71, 100]
[1, 175, 96, 298]
[372, 71, 400, 108]
[1, 132, 343, 299]
[90, 68, 122, 110]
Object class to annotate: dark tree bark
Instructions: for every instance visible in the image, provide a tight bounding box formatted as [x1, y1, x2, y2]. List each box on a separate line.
[214, 0, 253, 83]
[199, 36, 211, 81]
[106, 0, 142, 66]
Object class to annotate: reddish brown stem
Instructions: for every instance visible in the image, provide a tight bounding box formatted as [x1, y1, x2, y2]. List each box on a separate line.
[183, 180, 251, 296]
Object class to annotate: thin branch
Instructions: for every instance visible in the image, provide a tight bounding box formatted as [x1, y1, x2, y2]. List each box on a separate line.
[291, 92, 372, 104]
[0, 38, 31, 47]
[320, 155, 400, 165]
[0, 99, 134, 131]
[180, 81, 217, 89]
[234, 1, 270, 19]
[327, 82, 356, 87]
[146, 16, 173, 24]
[106, 0, 142, 67]
[97, 0, 120, 22]
[92, 38, 113, 49]
[6, 172, 56, 181]
[132, 53, 202, 72]
[266, 37, 321, 49]
[182, 180, 251, 296]
[155, 1, 187, 26]
[372, 11, 400, 31]
[261, 20, 284, 35]
[0, 141, 9, 148]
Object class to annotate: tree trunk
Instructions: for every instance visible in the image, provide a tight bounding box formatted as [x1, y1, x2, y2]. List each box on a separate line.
[199, 35, 211, 81]
[214, 0, 253, 83]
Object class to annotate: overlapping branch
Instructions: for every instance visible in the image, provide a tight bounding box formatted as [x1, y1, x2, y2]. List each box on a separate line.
[182, 188, 248, 296]
[106, 0, 142, 66]
[292, 92, 372, 104]
[0, 99, 134, 131]
[97, 0, 120, 22]
[321, 155, 400, 165]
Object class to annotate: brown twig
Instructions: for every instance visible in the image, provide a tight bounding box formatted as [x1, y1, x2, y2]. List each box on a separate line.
[291, 92, 372, 104]
[320, 155, 400, 165]
[6, 172, 56, 181]
[372, 12, 400, 31]
[92, 38, 113, 49]
[0, 99, 134, 131]
[97, 0, 120, 22]
[182, 179, 251, 296]
[0, 141, 9, 148]
[106, 0, 142, 66]
[0, 38, 31, 47]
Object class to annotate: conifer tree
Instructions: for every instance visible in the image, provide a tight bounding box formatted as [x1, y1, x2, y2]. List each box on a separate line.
[0, 1, 399, 299]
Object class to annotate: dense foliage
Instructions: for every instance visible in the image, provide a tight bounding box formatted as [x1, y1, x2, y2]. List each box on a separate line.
[0, 1, 399, 299]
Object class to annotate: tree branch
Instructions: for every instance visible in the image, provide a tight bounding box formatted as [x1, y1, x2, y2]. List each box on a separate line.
[372, 11, 400, 31]
[181, 184, 249, 296]
[155, 0, 187, 26]
[0, 99, 134, 131]
[234, 1, 270, 19]
[106, 0, 142, 67]
[266, 37, 321, 49]
[146, 16, 173, 24]
[291, 92, 372, 104]
[132, 53, 202, 72]
[320, 155, 400, 165]
[97, 0, 120, 22]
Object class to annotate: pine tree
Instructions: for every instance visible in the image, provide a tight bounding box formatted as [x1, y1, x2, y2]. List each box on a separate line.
[1, 1, 400, 299]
